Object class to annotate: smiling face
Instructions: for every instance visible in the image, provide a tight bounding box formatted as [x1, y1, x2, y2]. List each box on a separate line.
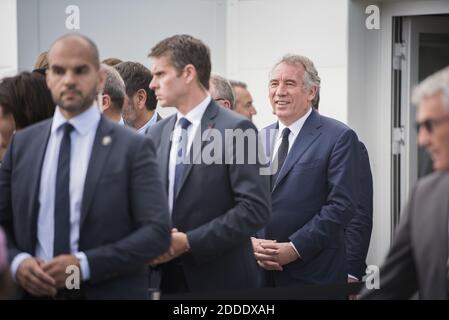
[417, 93, 449, 172]
[269, 62, 316, 126]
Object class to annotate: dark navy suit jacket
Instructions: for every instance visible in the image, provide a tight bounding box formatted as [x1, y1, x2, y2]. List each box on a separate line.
[0, 116, 171, 299]
[148, 101, 271, 292]
[261, 109, 360, 286]
[345, 142, 373, 280]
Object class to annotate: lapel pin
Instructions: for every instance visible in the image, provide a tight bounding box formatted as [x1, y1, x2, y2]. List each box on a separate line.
[102, 136, 112, 146]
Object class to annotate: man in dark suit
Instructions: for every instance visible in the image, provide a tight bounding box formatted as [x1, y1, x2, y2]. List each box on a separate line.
[361, 66, 449, 300]
[313, 96, 373, 285]
[0, 33, 170, 299]
[146, 34, 271, 294]
[345, 141, 373, 283]
[253, 54, 360, 287]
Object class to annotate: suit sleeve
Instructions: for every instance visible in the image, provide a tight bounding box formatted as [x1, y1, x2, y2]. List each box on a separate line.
[186, 120, 271, 264]
[84, 136, 171, 284]
[360, 187, 418, 299]
[0, 135, 22, 263]
[345, 142, 373, 279]
[289, 128, 360, 261]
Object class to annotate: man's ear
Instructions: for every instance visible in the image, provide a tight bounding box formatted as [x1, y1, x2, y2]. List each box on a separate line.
[136, 89, 148, 110]
[307, 86, 318, 102]
[223, 100, 232, 109]
[183, 64, 196, 85]
[101, 95, 111, 112]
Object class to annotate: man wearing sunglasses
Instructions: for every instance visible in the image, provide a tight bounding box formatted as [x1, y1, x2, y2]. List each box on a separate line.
[361, 65, 449, 299]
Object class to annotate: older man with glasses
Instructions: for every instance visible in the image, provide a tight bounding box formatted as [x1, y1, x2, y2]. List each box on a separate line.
[361, 65, 449, 300]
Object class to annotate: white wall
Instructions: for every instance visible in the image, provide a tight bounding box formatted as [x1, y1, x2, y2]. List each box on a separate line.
[15, 0, 228, 118]
[226, 0, 349, 130]
[0, 0, 17, 78]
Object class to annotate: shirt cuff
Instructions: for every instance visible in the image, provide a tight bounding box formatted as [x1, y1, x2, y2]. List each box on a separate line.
[75, 252, 90, 281]
[348, 274, 359, 281]
[289, 242, 301, 259]
[10, 252, 32, 282]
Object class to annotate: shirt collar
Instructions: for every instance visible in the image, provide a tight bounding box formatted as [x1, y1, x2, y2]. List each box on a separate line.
[277, 107, 312, 140]
[138, 111, 158, 134]
[51, 102, 101, 136]
[175, 96, 211, 127]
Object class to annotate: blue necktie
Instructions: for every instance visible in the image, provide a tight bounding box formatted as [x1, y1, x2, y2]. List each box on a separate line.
[54, 123, 73, 256]
[173, 118, 191, 208]
[272, 128, 291, 186]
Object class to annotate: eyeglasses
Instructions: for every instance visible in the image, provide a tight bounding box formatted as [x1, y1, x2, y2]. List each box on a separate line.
[416, 114, 449, 134]
[214, 98, 226, 102]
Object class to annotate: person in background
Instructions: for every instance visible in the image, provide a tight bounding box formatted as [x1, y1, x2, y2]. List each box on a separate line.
[102, 57, 123, 67]
[209, 73, 235, 110]
[312, 92, 373, 298]
[99, 64, 126, 123]
[33, 51, 49, 76]
[229, 80, 257, 121]
[115, 62, 160, 134]
[0, 72, 55, 163]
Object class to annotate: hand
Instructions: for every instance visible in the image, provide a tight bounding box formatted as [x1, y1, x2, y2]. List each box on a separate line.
[150, 228, 189, 265]
[16, 257, 57, 297]
[254, 241, 299, 271]
[41, 255, 81, 289]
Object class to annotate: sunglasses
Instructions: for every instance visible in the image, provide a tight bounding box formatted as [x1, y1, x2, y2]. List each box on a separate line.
[416, 114, 449, 133]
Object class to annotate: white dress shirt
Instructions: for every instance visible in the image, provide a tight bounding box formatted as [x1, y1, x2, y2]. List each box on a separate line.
[137, 111, 158, 135]
[271, 107, 312, 259]
[167, 96, 211, 214]
[272, 107, 312, 161]
[11, 104, 101, 281]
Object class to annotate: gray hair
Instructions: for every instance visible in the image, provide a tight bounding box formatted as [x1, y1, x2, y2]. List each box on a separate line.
[229, 80, 247, 90]
[270, 54, 321, 108]
[101, 63, 126, 111]
[412, 65, 449, 111]
[210, 73, 235, 109]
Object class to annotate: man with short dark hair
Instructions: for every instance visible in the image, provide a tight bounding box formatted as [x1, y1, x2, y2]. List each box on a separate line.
[115, 61, 160, 134]
[0, 33, 170, 299]
[147, 34, 270, 294]
[229, 80, 257, 121]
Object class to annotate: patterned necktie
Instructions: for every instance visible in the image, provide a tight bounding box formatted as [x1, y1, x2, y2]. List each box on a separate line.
[272, 127, 291, 187]
[173, 118, 192, 208]
[54, 122, 74, 256]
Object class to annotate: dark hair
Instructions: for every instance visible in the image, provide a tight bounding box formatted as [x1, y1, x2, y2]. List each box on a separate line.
[0, 72, 55, 129]
[102, 57, 123, 67]
[115, 61, 157, 111]
[149, 34, 211, 90]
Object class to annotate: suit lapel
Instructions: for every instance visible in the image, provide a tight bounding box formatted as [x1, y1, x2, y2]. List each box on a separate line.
[29, 120, 53, 250]
[272, 110, 322, 191]
[174, 101, 218, 200]
[80, 117, 114, 229]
